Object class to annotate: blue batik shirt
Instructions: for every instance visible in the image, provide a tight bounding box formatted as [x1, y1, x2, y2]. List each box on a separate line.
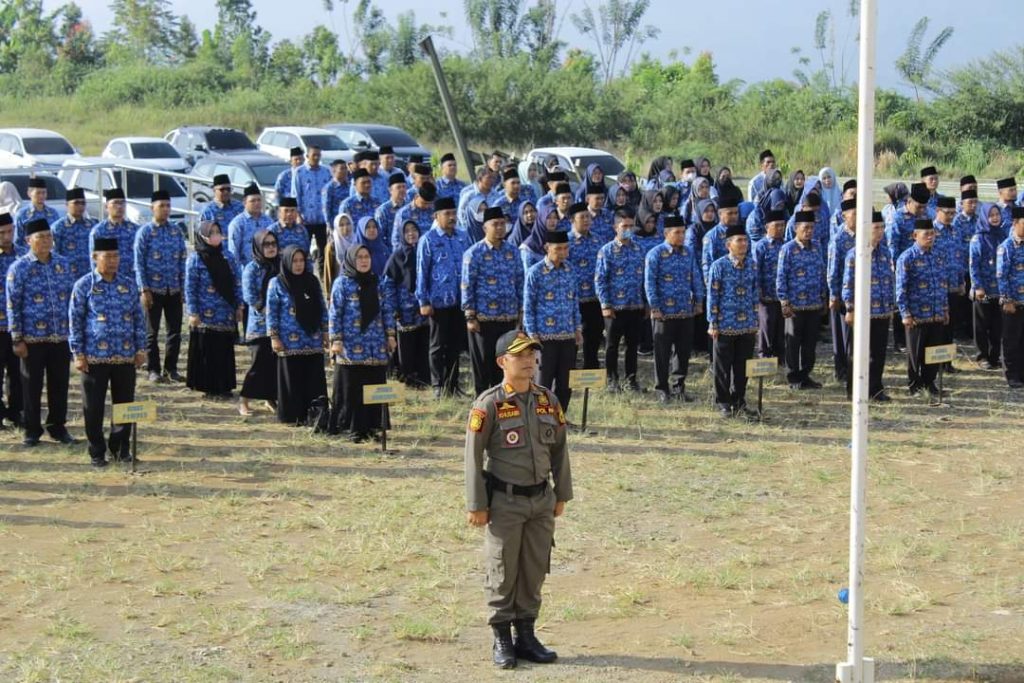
[827, 227, 856, 302]
[382, 273, 426, 331]
[784, 213, 829, 257]
[391, 202, 434, 252]
[185, 251, 242, 332]
[701, 223, 729, 284]
[435, 177, 466, 201]
[374, 200, 403, 253]
[885, 210, 918, 261]
[242, 261, 271, 340]
[134, 221, 186, 294]
[707, 254, 759, 335]
[294, 164, 332, 225]
[6, 251, 74, 343]
[490, 191, 528, 222]
[753, 235, 783, 302]
[0, 244, 27, 332]
[270, 222, 311, 257]
[416, 224, 472, 309]
[589, 208, 615, 244]
[842, 243, 895, 318]
[328, 274, 394, 365]
[634, 231, 661, 258]
[266, 277, 327, 355]
[896, 243, 949, 323]
[274, 167, 296, 199]
[595, 238, 645, 311]
[69, 270, 147, 364]
[51, 214, 96, 280]
[457, 185, 488, 233]
[89, 220, 139, 278]
[322, 178, 350, 231]
[644, 241, 704, 318]
[523, 257, 580, 340]
[338, 193, 380, 228]
[461, 238, 523, 322]
[227, 212, 275, 267]
[996, 235, 1024, 305]
[968, 223, 1005, 299]
[14, 204, 60, 245]
[199, 199, 244, 231]
[567, 229, 602, 303]
[933, 220, 966, 290]
[777, 239, 827, 311]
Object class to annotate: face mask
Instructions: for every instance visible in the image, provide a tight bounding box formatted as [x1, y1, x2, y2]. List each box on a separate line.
[619, 229, 633, 240]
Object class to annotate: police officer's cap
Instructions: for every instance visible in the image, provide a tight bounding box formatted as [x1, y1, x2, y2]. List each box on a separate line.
[495, 330, 542, 357]
[93, 237, 118, 252]
[0, 212, 12, 227]
[151, 190, 170, 203]
[104, 188, 126, 202]
[27, 177, 46, 189]
[24, 219, 51, 236]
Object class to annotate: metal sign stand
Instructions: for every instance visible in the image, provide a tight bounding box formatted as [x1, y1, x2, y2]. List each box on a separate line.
[579, 388, 590, 433]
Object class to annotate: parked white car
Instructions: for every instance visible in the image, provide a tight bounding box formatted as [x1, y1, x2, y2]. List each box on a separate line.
[256, 126, 354, 165]
[525, 146, 626, 185]
[101, 137, 190, 173]
[0, 128, 80, 170]
[58, 158, 190, 225]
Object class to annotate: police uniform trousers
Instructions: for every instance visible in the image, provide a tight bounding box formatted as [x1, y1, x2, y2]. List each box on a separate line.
[277, 353, 327, 425]
[396, 324, 430, 387]
[757, 301, 785, 359]
[830, 305, 851, 381]
[845, 317, 889, 397]
[81, 362, 135, 460]
[485, 483, 556, 625]
[973, 297, 1002, 365]
[146, 291, 182, 375]
[652, 317, 694, 395]
[468, 320, 515, 397]
[538, 339, 575, 412]
[905, 321, 945, 390]
[186, 328, 236, 395]
[240, 336, 277, 401]
[604, 308, 642, 385]
[579, 300, 603, 369]
[307, 223, 328, 277]
[1002, 306, 1024, 383]
[0, 331, 23, 422]
[785, 309, 822, 384]
[428, 306, 465, 395]
[712, 332, 755, 408]
[331, 363, 389, 436]
[20, 340, 70, 440]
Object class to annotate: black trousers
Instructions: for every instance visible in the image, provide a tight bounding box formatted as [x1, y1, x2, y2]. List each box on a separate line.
[396, 325, 430, 387]
[467, 319, 515, 397]
[81, 363, 135, 460]
[784, 309, 822, 384]
[712, 332, 755, 408]
[830, 305, 851, 381]
[20, 341, 70, 439]
[579, 300, 603, 369]
[539, 338, 575, 412]
[757, 301, 784, 359]
[428, 306, 465, 394]
[331, 363, 389, 436]
[604, 308, 641, 385]
[693, 308, 711, 355]
[845, 317, 889, 397]
[0, 331, 23, 421]
[892, 312, 906, 349]
[146, 291, 182, 375]
[950, 283, 972, 340]
[652, 317, 694, 394]
[308, 223, 327, 276]
[1002, 307, 1024, 383]
[906, 321, 945, 390]
[973, 298, 1002, 364]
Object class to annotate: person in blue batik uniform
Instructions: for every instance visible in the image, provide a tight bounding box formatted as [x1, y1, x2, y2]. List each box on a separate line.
[329, 244, 396, 441]
[996, 207, 1024, 388]
[228, 184, 275, 268]
[135, 190, 187, 383]
[0, 213, 26, 428]
[292, 147, 333, 276]
[968, 196, 1005, 369]
[199, 173, 245, 238]
[270, 197, 311, 260]
[373, 173, 407, 253]
[239, 230, 280, 415]
[842, 211, 894, 401]
[69, 237, 147, 466]
[645, 215, 703, 403]
[322, 159, 350, 233]
[51, 187, 96, 280]
[886, 183, 931, 352]
[934, 195, 969, 363]
[269, 246, 328, 425]
[339, 168, 381, 229]
[90, 189, 138, 279]
[777, 210, 827, 389]
[391, 182, 436, 252]
[435, 153, 467, 201]
[520, 205, 560, 274]
[753, 210, 787, 360]
[14, 177, 60, 246]
[566, 204, 604, 369]
[595, 208, 646, 392]
[827, 198, 859, 383]
[463, 207, 523, 397]
[701, 196, 741, 285]
[383, 220, 429, 388]
[896, 219, 950, 397]
[458, 168, 497, 236]
[995, 177, 1017, 229]
[6, 219, 76, 446]
[490, 167, 529, 222]
[273, 147, 304, 200]
[354, 216, 390, 278]
[417, 196, 472, 397]
[185, 220, 243, 398]
[920, 166, 943, 217]
[584, 184, 614, 244]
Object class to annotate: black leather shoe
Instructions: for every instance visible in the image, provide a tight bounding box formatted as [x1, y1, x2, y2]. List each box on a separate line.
[166, 371, 186, 383]
[800, 378, 823, 389]
[513, 619, 557, 664]
[50, 430, 77, 445]
[944, 364, 961, 375]
[491, 622, 517, 669]
[91, 458, 108, 468]
[22, 435, 40, 447]
[871, 391, 892, 403]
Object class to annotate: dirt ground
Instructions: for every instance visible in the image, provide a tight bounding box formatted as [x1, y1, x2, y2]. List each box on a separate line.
[1, 337, 1023, 682]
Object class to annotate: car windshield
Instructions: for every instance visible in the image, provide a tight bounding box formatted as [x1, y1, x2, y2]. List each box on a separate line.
[301, 134, 348, 152]
[368, 129, 419, 147]
[22, 137, 75, 156]
[251, 163, 290, 186]
[0, 174, 66, 199]
[131, 142, 180, 159]
[115, 171, 186, 198]
[573, 155, 625, 178]
[206, 129, 256, 150]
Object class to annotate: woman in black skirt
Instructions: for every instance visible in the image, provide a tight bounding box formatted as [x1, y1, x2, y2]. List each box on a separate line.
[239, 229, 279, 415]
[267, 246, 328, 425]
[328, 245, 397, 442]
[185, 220, 243, 398]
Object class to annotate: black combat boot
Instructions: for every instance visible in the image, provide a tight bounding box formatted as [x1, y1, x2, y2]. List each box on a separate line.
[512, 618, 557, 663]
[491, 622, 517, 669]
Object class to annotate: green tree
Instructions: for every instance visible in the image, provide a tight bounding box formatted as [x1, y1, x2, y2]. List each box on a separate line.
[388, 10, 451, 70]
[304, 25, 343, 85]
[104, 0, 180, 65]
[267, 39, 305, 84]
[571, 0, 659, 84]
[0, 0, 60, 74]
[175, 15, 198, 63]
[895, 16, 953, 101]
[464, 0, 559, 62]
[791, 0, 859, 91]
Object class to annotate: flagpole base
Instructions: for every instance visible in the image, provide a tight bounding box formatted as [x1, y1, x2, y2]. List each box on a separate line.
[836, 657, 875, 683]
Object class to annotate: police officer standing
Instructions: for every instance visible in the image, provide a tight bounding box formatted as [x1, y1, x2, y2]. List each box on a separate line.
[69, 238, 147, 466]
[465, 330, 573, 669]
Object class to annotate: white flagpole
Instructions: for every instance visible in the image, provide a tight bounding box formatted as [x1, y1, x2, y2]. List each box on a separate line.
[837, 1, 877, 682]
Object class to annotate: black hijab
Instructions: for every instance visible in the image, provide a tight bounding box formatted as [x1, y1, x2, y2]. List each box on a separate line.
[714, 166, 743, 205]
[384, 220, 418, 293]
[785, 170, 805, 213]
[278, 245, 323, 336]
[341, 244, 380, 332]
[250, 229, 279, 313]
[195, 221, 236, 308]
[636, 190, 663, 236]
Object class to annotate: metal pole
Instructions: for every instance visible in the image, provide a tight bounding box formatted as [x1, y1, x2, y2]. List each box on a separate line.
[580, 388, 589, 432]
[838, 1, 877, 681]
[420, 36, 475, 178]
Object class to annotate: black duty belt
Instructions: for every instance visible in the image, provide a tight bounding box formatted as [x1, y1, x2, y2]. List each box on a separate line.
[485, 473, 548, 497]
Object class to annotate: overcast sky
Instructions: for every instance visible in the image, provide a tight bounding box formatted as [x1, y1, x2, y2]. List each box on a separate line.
[53, 0, 1017, 91]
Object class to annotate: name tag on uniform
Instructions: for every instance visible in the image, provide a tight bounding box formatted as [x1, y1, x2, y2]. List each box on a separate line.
[496, 401, 521, 420]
